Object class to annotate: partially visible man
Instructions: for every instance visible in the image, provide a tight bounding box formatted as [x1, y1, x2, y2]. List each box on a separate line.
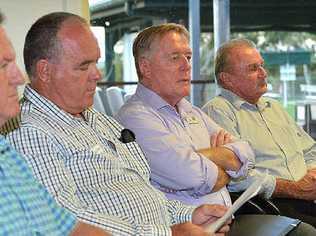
[6, 12, 229, 236]
[202, 38, 316, 226]
[116, 23, 316, 235]
[0, 11, 109, 236]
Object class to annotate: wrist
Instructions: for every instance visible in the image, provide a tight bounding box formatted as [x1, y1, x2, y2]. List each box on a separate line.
[273, 178, 297, 198]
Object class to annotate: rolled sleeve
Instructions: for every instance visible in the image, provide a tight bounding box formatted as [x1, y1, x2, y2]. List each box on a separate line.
[224, 141, 254, 178]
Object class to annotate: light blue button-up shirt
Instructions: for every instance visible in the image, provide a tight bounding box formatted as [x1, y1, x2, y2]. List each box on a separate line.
[117, 84, 253, 206]
[202, 88, 316, 198]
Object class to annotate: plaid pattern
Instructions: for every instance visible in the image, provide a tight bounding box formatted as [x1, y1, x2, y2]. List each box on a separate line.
[7, 85, 195, 236]
[0, 113, 20, 135]
[0, 135, 76, 235]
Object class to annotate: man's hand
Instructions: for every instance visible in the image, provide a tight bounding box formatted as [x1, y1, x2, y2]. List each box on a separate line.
[171, 222, 212, 236]
[306, 168, 316, 183]
[191, 204, 231, 235]
[210, 129, 232, 147]
[293, 170, 316, 199]
[70, 222, 111, 236]
[198, 129, 241, 171]
[274, 169, 316, 200]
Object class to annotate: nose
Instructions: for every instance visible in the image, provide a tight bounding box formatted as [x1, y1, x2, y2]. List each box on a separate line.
[180, 55, 191, 71]
[9, 63, 25, 87]
[259, 65, 267, 78]
[91, 64, 102, 81]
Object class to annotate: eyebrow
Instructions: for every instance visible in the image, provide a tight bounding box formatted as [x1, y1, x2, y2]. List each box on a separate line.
[78, 59, 96, 67]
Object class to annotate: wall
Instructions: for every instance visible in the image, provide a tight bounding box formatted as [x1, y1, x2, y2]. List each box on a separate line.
[1, 0, 89, 77]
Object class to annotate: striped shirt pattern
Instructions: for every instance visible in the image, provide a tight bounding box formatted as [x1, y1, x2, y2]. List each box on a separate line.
[7, 85, 194, 236]
[0, 135, 76, 235]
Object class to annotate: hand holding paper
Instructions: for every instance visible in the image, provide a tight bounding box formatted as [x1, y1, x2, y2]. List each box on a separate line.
[206, 173, 269, 234]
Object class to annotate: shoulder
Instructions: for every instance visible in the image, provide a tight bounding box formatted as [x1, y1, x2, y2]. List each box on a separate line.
[202, 95, 235, 115]
[117, 95, 159, 123]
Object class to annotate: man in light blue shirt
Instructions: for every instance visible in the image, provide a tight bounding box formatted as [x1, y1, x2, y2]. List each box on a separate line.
[202, 38, 316, 226]
[116, 23, 316, 235]
[117, 24, 251, 208]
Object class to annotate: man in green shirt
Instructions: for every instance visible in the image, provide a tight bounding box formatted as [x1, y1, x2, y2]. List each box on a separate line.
[203, 38, 316, 226]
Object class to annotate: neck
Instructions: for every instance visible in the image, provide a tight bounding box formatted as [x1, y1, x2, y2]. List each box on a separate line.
[0, 119, 5, 127]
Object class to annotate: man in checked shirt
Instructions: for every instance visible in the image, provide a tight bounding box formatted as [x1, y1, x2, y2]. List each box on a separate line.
[0, 11, 110, 236]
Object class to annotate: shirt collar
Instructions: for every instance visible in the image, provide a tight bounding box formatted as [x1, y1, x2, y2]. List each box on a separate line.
[23, 85, 95, 126]
[219, 88, 270, 111]
[135, 83, 193, 113]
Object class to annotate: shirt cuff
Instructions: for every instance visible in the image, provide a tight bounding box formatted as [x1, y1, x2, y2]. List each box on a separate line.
[224, 141, 254, 179]
[261, 175, 276, 199]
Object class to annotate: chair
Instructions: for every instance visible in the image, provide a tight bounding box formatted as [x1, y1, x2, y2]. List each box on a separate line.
[123, 93, 133, 102]
[230, 192, 281, 215]
[303, 103, 316, 140]
[105, 86, 125, 116]
[93, 87, 106, 114]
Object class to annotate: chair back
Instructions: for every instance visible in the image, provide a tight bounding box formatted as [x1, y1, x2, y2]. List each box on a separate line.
[106, 86, 125, 116]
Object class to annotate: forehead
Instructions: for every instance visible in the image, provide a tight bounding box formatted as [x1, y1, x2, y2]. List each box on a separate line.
[230, 46, 262, 64]
[155, 31, 190, 51]
[0, 27, 15, 61]
[58, 20, 99, 57]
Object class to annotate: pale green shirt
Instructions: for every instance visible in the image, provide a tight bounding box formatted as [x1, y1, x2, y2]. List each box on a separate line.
[202, 88, 316, 198]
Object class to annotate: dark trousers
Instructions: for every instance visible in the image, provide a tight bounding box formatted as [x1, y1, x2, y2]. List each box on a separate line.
[271, 198, 316, 227]
[228, 214, 316, 236]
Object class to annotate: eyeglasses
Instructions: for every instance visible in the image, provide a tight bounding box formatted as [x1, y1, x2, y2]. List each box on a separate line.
[246, 63, 266, 73]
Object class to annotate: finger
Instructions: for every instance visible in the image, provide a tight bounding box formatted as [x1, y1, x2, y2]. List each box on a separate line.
[204, 204, 228, 218]
[223, 133, 232, 144]
[217, 224, 230, 233]
[216, 130, 225, 146]
[210, 133, 218, 147]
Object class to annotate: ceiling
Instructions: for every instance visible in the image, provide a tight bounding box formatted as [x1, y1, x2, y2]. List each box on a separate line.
[90, 0, 316, 33]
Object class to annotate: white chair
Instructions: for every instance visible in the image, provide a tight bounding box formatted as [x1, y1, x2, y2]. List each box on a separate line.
[105, 86, 125, 116]
[93, 87, 106, 113]
[124, 93, 133, 102]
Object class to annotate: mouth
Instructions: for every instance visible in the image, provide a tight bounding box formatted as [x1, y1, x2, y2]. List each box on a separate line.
[179, 79, 191, 84]
[87, 87, 96, 94]
[9, 93, 19, 100]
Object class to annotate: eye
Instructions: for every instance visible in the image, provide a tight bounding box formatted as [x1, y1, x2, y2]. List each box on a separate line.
[248, 64, 258, 72]
[0, 62, 8, 69]
[79, 66, 89, 71]
[248, 63, 264, 72]
[171, 54, 180, 61]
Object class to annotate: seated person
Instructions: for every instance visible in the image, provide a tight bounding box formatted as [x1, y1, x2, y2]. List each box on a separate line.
[116, 23, 316, 235]
[0, 12, 108, 235]
[6, 12, 229, 236]
[202, 38, 316, 226]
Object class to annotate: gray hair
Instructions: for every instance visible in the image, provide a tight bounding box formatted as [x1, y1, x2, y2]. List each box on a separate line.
[214, 38, 256, 86]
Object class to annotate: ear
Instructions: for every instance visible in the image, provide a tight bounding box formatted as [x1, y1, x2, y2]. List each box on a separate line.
[36, 59, 51, 83]
[219, 71, 233, 89]
[139, 57, 151, 79]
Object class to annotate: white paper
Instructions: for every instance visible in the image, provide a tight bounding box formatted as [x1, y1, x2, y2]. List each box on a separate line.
[206, 174, 269, 234]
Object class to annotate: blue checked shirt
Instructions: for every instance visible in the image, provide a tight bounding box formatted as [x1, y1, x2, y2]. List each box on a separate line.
[7, 85, 195, 236]
[0, 135, 76, 235]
